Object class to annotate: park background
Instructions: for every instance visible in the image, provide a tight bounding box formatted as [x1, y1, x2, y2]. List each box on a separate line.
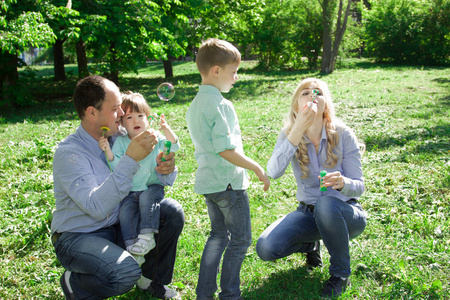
[1, 0, 449, 299]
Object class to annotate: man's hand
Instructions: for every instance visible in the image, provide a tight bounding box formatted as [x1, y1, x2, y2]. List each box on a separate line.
[156, 151, 176, 174]
[125, 130, 158, 162]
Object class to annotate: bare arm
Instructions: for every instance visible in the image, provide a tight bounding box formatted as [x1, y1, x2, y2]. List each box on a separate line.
[160, 114, 178, 144]
[219, 149, 270, 191]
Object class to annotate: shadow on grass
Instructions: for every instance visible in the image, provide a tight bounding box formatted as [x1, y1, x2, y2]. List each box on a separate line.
[243, 266, 324, 300]
[365, 123, 450, 154]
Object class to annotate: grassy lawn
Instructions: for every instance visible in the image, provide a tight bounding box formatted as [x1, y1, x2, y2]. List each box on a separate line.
[1, 59, 449, 299]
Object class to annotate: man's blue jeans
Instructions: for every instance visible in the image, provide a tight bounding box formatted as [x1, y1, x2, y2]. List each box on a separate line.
[53, 198, 184, 299]
[256, 196, 367, 278]
[196, 188, 252, 300]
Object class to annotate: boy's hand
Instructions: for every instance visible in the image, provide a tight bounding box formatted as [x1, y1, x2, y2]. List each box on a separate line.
[255, 168, 270, 191]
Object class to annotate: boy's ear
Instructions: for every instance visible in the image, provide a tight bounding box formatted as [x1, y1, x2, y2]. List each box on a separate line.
[211, 65, 220, 77]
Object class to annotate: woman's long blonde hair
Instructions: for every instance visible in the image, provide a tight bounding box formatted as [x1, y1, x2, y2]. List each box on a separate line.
[284, 78, 341, 179]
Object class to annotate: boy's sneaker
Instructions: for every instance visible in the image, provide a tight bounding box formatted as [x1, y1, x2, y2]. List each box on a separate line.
[127, 233, 156, 255]
[60, 270, 75, 300]
[306, 241, 322, 272]
[322, 275, 350, 298]
[139, 280, 180, 299]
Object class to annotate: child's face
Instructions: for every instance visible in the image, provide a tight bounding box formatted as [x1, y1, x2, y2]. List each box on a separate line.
[121, 109, 149, 139]
[216, 62, 240, 93]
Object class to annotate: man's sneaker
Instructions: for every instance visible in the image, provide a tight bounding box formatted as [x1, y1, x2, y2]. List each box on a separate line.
[322, 276, 350, 298]
[306, 241, 322, 272]
[140, 280, 180, 299]
[60, 270, 75, 300]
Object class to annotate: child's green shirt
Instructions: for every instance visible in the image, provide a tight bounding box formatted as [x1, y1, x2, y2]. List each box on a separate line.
[186, 85, 249, 194]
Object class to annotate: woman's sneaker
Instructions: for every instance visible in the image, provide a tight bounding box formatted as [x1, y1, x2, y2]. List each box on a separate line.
[322, 275, 350, 298]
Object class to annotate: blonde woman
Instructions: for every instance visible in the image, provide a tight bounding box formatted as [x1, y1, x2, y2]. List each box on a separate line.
[256, 78, 367, 298]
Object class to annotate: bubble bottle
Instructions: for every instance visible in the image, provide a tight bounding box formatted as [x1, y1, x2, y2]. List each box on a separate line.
[320, 170, 327, 191]
[161, 140, 172, 162]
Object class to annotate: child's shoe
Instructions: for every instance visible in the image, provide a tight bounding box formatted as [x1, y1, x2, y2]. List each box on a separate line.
[127, 233, 156, 255]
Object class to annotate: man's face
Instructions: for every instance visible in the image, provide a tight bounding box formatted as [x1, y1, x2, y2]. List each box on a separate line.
[97, 82, 124, 137]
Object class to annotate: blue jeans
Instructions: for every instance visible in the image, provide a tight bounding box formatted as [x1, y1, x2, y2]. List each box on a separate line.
[256, 196, 367, 278]
[53, 198, 184, 299]
[196, 188, 252, 300]
[120, 185, 165, 245]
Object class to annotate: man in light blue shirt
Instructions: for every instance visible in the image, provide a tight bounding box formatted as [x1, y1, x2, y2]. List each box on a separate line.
[51, 75, 184, 300]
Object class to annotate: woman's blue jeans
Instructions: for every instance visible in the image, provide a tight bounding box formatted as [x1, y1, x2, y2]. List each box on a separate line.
[53, 198, 184, 299]
[196, 188, 252, 300]
[256, 196, 367, 278]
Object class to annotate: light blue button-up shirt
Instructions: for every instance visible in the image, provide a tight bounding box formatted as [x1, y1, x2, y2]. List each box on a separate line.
[186, 85, 249, 194]
[51, 125, 176, 233]
[267, 125, 364, 205]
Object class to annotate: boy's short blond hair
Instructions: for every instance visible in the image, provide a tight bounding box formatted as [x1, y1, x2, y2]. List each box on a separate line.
[196, 38, 241, 76]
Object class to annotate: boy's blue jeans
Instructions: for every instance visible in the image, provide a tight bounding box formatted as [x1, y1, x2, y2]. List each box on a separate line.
[53, 198, 184, 299]
[196, 188, 252, 300]
[256, 196, 367, 278]
[119, 184, 164, 245]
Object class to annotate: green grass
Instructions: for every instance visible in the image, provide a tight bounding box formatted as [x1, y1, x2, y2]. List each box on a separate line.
[1, 59, 449, 299]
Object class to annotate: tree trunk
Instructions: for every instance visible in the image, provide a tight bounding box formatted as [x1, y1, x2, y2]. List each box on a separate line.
[0, 50, 19, 105]
[163, 59, 173, 78]
[53, 39, 66, 81]
[320, 0, 352, 73]
[76, 38, 89, 78]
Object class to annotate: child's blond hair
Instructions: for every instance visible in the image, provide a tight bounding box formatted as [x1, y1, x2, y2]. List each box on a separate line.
[196, 38, 241, 76]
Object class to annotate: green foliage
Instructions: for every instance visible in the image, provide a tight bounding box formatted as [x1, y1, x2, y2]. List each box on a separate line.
[252, 0, 321, 70]
[363, 0, 450, 65]
[0, 0, 55, 53]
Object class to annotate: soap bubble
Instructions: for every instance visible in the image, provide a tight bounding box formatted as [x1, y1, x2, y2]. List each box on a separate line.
[157, 82, 175, 101]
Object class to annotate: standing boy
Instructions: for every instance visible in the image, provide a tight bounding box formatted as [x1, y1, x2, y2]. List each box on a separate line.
[186, 38, 270, 300]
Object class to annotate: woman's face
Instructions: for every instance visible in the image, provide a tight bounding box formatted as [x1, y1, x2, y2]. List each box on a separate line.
[295, 84, 326, 114]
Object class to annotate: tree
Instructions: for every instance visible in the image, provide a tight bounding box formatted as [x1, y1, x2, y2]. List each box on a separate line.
[0, 0, 55, 106]
[320, 0, 352, 73]
[363, 0, 450, 65]
[43, 0, 79, 81]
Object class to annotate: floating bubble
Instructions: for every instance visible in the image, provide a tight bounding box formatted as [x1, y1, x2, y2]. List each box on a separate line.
[157, 82, 175, 101]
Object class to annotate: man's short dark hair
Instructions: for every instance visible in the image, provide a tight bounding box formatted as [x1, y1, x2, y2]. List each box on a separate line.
[73, 75, 108, 119]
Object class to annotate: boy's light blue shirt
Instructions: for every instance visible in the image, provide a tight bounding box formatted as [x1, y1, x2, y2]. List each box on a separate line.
[110, 133, 180, 191]
[186, 85, 249, 194]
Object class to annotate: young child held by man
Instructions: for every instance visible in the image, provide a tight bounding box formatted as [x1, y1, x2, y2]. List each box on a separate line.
[186, 38, 270, 300]
[99, 91, 179, 264]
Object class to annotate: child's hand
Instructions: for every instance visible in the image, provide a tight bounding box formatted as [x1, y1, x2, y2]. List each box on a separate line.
[99, 136, 110, 152]
[99, 136, 113, 161]
[159, 114, 170, 131]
